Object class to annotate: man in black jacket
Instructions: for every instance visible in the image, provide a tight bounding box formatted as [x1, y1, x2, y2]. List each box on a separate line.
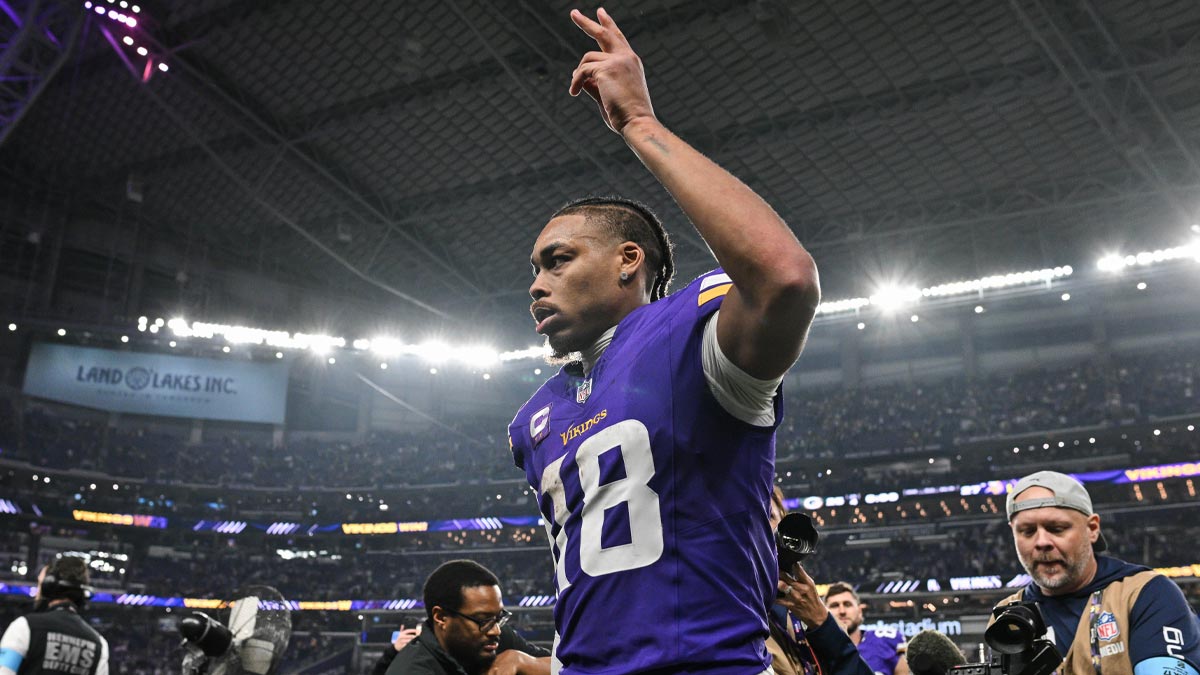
[0, 556, 109, 675]
[383, 560, 550, 675]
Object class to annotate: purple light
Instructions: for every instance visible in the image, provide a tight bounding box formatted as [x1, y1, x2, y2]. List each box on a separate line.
[126, 17, 136, 27]
[94, 5, 104, 13]
[84, 1, 92, 7]
[157, 62, 168, 72]
[107, 9, 116, 18]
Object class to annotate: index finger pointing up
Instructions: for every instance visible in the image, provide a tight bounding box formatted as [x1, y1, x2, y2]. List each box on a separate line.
[570, 8, 630, 52]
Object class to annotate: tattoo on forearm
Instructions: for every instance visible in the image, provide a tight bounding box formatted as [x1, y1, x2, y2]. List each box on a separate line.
[646, 135, 671, 155]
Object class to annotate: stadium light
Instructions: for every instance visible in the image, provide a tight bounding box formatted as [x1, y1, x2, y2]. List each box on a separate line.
[500, 345, 547, 361]
[412, 341, 452, 363]
[921, 266, 1072, 297]
[816, 297, 870, 316]
[370, 337, 404, 356]
[456, 346, 499, 367]
[1097, 243, 1200, 272]
[869, 285, 921, 312]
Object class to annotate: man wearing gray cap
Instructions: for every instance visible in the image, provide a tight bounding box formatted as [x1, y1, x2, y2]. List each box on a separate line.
[993, 471, 1200, 675]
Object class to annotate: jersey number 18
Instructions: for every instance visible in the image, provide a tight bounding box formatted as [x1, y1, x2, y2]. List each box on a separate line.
[540, 419, 664, 590]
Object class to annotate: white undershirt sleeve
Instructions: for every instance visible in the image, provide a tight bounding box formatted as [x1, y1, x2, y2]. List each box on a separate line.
[701, 311, 783, 427]
[0, 616, 30, 675]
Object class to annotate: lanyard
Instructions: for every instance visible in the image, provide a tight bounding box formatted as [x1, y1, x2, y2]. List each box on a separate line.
[1087, 590, 1105, 675]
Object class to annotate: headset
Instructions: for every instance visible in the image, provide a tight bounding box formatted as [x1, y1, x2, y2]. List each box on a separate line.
[37, 561, 94, 610]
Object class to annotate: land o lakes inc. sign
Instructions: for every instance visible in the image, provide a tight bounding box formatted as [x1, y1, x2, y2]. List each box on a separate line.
[23, 343, 289, 424]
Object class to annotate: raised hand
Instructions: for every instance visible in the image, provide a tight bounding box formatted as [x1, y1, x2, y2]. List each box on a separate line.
[568, 8, 656, 134]
[392, 624, 420, 651]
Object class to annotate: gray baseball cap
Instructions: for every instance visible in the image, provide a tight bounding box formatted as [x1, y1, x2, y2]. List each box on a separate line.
[1005, 471, 1107, 551]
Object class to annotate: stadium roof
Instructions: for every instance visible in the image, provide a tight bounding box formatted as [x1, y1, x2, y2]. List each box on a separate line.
[2, 0, 1199, 343]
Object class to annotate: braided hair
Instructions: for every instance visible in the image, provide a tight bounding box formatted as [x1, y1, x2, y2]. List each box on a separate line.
[551, 196, 676, 301]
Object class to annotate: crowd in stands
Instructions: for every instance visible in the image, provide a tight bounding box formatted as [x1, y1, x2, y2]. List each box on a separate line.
[0, 347, 1195, 670]
[0, 349, 1194, 495]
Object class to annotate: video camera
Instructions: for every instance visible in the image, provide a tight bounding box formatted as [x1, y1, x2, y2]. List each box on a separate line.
[951, 602, 1061, 675]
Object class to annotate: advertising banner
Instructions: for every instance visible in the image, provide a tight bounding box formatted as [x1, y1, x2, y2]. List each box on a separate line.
[23, 343, 288, 424]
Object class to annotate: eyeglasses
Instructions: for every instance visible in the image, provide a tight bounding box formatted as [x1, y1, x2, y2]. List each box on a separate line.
[443, 608, 513, 633]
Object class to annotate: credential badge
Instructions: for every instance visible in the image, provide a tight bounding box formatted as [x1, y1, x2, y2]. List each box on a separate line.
[530, 405, 552, 444]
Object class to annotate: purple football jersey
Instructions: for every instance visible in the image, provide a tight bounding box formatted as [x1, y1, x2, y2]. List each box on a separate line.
[858, 628, 906, 675]
[509, 271, 783, 675]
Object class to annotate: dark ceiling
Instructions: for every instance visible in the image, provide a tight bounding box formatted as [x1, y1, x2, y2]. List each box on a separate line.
[3, 0, 1199, 345]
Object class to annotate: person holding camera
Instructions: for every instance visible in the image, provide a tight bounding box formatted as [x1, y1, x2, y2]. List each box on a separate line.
[0, 556, 108, 675]
[371, 624, 421, 675]
[771, 487, 874, 675]
[997, 471, 1200, 675]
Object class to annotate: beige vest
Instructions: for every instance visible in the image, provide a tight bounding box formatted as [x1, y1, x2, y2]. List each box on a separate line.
[993, 571, 1158, 675]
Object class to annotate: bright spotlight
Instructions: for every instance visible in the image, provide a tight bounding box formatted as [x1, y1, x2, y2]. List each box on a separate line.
[327, 357, 336, 365]
[457, 345, 499, 367]
[414, 341, 452, 363]
[856, 322, 865, 330]
[57, 328, 66, 336]
[275, 352, 283, 359]
[120, 336, 129, 343]
[379, 362, 388, 370]
[974, 306, 984, 314]
[352, 339, 371, 350]
[910, 314, 919, 323]
[869, 284, 920, 312]
[1136, 282, 1147, 290]
[370, 337, 404, 357]
[1061, 293, 1071, 302]
[122, 36, 133, 46]
[7, 323, 14, 331]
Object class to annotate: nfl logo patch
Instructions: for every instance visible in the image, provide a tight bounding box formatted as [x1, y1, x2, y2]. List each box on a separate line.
[1096, 612, 1119, 641]
[576, 378, 592, 404]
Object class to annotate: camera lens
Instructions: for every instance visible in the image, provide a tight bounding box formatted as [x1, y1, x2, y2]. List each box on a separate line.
[985, 605, 1041, 655]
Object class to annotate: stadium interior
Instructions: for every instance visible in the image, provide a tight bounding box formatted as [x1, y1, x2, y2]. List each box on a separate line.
[0, 0, 1199, 672]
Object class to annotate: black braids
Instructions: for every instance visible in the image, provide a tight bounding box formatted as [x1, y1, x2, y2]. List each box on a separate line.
[552, 196, 675, 301]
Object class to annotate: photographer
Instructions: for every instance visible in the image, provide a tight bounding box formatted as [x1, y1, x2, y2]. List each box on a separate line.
[997, 471, 1200, 675]
[0, 557, 109, 675]
[771, 487, 874, 675]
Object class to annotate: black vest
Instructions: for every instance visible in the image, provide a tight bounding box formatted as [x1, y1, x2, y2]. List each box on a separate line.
[20, 606, 105, 675]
